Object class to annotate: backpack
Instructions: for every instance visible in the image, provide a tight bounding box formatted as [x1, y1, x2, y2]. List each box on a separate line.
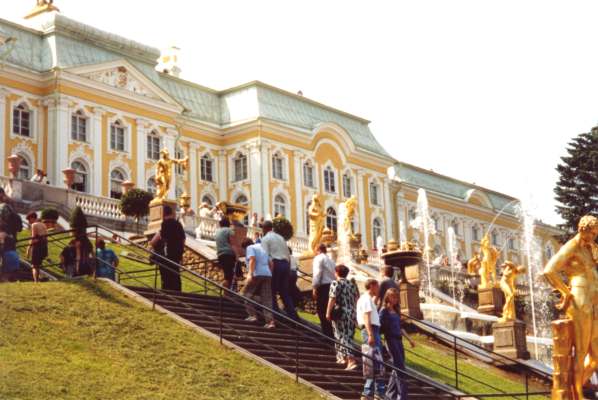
[1, 204, 22, 236]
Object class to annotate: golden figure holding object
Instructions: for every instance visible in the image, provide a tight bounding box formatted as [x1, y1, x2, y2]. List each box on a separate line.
[543, 215, 598, 400]
[479, 234, 499, 289]
[306, 194, 325, 255]
[342, 195, 358, 242]
[467, 254, 481, 275]
[497, 261, 525, 323]
[151, 148, 188, 205]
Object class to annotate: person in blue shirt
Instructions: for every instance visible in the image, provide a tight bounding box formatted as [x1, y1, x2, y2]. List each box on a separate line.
[95, 238, 119, 281]
[241, 238, 275, 329]
[380, 288, 416, 400]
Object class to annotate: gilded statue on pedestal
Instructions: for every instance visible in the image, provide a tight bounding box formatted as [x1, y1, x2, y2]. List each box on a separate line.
[467, 254, 481, 275]
[498, 261, 525, 323]
[479, 234, 499, 289]
[151, 148, 188, 205]
[307, 194, 325, 255]
[342, 195, 358, 242]
[543, 215, 598, 400]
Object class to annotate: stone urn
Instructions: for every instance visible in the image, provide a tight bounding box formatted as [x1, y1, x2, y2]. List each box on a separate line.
[382, 249, 424, 319]
[7, 155, 22, 179]
[321, 227, 335, 247]
[179, 192, 191, 209]
[62, 168, 76, 188]
[121, 180, 135, 195]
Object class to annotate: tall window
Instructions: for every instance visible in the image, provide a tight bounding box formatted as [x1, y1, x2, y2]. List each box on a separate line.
[233, 153, 248, 182]
[373, 218, 383, 247]
[303, 162, 314, 188]
[175, 146, 185, 175]
[147, 131, 160, 160]
[324, 167, 336, 193]
[451, 220, 460, 235]
[274, 194, 287, 218]
[147, 176, 156, 195]
[326, 207, 337, 232]
[408, 209, 416, 222]
[545, 245, 554, 260]
[370, 182, 380, 206]
[110, 120, 126, 152]
[432, 216, 441, 232]
[472, 226, 480, 241]
[110, 169, 126, 199]
[508, 237, 516, 251]
[272, 153, 284, 180]
[13, 103, 31, 137]
[343, 174, 352, 198]
[71, 161, 88, 193]
[17, 155, 31, 180]
[235, 194, 249, 225]
[201, 154, 214, 182]
[71, 110, 87, 142]
[491, 230, 499, 246]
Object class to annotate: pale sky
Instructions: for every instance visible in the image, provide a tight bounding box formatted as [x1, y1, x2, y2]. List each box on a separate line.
[6, 0, 598, 226]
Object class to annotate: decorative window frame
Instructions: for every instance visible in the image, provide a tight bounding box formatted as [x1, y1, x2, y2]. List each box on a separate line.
[371, 215, 385, 247]
[230, 150, 249, 183]
[68, 145, 94, 193]
[107, 114, 132, 155]
[270, 147, 288, 182]
[15, 151, 33, 180]
[322, 161, 338, 194]
[108, 155, 132, 196]
[10, 98, 37, 143]
[199, 188, 218, 207]
[146, 129, 161, 161]
[200, 152, 215, 183]
[70, 108, 90, 144]
[368, 176, 382, 208]
[70, 158, 91, 193]
[341, 168, 355, 199]
[302, 158, 318, 189]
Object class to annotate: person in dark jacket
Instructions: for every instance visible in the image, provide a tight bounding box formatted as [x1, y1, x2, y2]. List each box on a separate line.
[150, 205, 186, 291]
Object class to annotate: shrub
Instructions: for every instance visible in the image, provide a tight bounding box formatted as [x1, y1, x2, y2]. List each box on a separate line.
[120, 189, 153, 233]
[40, 208, 59, 221]
[273, 216, 294, 241]
[70, 206, 88, 235]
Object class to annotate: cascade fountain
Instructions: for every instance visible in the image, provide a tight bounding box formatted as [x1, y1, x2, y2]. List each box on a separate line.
[337, 202, 351, 266]
[447, 226, 459, 308]
[411, 188, 436, 296]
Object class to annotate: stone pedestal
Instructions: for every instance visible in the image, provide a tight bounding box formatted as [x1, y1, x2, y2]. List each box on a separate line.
[492, 320, 529, 360]
[551, 319, 574, 400]
[405, 265, 420, 285]
[477, 287, 504, 316]
[145, 199, 178, 235]
[400, 281, 423, 320]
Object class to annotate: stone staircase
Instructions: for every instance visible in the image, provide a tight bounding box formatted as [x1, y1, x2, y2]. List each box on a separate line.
[126, 286, 460, 400]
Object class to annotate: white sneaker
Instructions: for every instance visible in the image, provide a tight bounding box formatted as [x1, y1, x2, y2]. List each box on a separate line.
[245, 316, 258, 322]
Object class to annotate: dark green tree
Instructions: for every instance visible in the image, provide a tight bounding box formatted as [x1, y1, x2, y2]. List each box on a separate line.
[120, 189, 154, 234]
[70, 206, 88, 236]
[273, 216, 294, 241]
[554, 128, 598, 238]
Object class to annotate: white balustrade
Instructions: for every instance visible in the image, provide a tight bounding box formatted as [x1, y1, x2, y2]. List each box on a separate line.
[73, 193, 125, 221]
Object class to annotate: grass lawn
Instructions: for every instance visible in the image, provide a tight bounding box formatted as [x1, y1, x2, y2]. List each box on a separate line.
[298, 311, 548, 399]
[0, 280, 325, 400]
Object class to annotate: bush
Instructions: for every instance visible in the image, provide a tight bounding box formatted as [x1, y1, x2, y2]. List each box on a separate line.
[273, 216, 294, 241]
[120, 189, 153, 233]
[40, 208, 59, 221]
[70, 206, 88, 235]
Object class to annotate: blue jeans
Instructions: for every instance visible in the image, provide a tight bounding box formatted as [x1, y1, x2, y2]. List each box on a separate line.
[361, 326, 385, 397]
[271, 259, 298, 320]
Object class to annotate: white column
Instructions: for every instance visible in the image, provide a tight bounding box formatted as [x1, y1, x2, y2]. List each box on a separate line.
[249, 142, 263, 216]
[383, 178, 393, 240]
[356, 171, 367, 245]
[92, 108, 104, 196]
[47, 96, 70, 186]
[135, 118, 148, 188]
[463, 219, 473, 259]
[218, 149, 227, 201]
[36, 103, 44, 170]
[0, 89, 7, 176]
[163, 130, 176, 200]
[260, 143, 271, 218]
[293, 151, 304, 235]
[189, 142, 199, 211]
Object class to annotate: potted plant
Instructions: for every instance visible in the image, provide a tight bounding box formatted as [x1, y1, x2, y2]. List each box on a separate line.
[40, 207, 59, 230]
[120, 188, 153, 235]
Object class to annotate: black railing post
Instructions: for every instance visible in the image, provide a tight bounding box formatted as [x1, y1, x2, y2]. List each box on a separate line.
[525, 372, 529, 400]
[295, 324, 299, 383]
[219, 286, 223, 345]
[453, 336, 459, 389]
[152, 262, 158, 311]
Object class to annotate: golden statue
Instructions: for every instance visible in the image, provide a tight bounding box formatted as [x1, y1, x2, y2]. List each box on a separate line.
[342, 195, 358, 241]
[466, 254, 481, 275]
[498, 261, 525, 323]
[479, 234, 499, 289]
[543, 215, 598, 400]
[151, 148, 188, 205]
[306, 194, 325, 255]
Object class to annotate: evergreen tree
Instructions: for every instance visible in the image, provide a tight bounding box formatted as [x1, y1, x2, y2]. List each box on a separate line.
[70, 206, 88, 236]
[554, 128, 598, 237]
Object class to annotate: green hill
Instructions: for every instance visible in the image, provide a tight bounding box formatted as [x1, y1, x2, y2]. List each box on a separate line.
[0, 280, 324, 400]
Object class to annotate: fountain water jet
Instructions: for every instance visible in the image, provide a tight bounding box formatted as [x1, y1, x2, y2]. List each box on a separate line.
[411, 188, 436, 296]
[447, 226, 459, 308]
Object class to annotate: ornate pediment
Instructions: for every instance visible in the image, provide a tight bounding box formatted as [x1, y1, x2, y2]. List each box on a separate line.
[81, 66, 160, 100]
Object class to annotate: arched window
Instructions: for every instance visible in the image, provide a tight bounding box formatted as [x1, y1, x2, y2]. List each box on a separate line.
[233, 153, 248, 182]
[201, 154, 214, 182]
[272, 152, 284, 180]
[110, 169, 126, 199]
[175, 146, 185, 175]
[326, 207, 337, 233]
[234, 194, 249, 225]
[343, 173, 352, 198]
[373, 218, 383, 248]
[147, 176, 156, 195]
[147, 130, 160, 160]
[110, 120, 126, 151]
[370, 181, 380, 206]
[201, 195, 214, 207]
[71, 110, 88, 142]
[472, 225, 480, 241]
[17, 154, 31, 180]
[324, 166, 336, 193]
[274, 194, 287, 218]
[71, 161, 88, 193]
[13, 103, 31, 137]
[303, 162, 315, 188]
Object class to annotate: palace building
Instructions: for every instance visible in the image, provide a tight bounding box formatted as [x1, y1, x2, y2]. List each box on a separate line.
[0, 3, 560, 262]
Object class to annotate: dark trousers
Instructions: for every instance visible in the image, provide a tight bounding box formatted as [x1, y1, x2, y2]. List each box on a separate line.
[387, 337, 408, 399]
[160, 257, 182, 291]
[289, 269, 301, 304]
[316, 283, 333, 337]
[271, 259, 298, 319]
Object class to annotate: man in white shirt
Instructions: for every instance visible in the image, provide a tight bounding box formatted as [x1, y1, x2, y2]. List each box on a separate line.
[312, 243, 336, 337]
[260, 220, 297, 320]
[357, 278, 385, 399]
